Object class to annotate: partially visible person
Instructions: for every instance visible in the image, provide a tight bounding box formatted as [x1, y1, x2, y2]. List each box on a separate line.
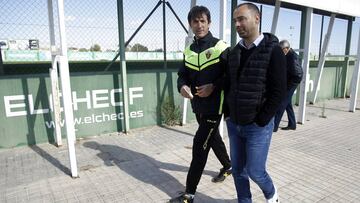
[224, 2, 286, 203]
[168, 5, 232, 203]
[273, 40, 303, 132]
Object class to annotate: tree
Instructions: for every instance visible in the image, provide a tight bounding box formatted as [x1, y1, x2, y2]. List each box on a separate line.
[68, 47, 78, 51]
[117, 44, 131, 51]
[153, 48, 163, 52]
[130, 43, 148, 52]
[90, 44, 101, 52]
[79, 48, 88, 52]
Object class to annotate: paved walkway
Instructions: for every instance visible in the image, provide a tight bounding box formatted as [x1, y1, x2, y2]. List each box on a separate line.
[1, 99, 360, 203]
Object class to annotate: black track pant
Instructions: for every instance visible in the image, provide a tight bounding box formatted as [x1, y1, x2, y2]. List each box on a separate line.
[185, 114, 231, 194]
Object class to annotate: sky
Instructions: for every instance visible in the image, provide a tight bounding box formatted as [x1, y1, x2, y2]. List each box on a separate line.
[0, 0, 359, 56]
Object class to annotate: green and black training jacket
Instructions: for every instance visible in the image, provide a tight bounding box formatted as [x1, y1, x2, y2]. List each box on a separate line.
[177, 32, 228, 115]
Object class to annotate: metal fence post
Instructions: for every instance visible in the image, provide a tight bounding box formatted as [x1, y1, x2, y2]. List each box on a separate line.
[56, 0, 78, 178]
[181, 0, 196, 125]
[47, 0, 62, 147]
[117, 0, 130, 133]
[0, 46, 3, 75]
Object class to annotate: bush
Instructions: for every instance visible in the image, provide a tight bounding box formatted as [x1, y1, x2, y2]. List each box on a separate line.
[161, 96, 181, 126]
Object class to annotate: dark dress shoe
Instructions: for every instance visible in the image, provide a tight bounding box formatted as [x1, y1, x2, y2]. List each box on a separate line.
[281, 126, 296, 130]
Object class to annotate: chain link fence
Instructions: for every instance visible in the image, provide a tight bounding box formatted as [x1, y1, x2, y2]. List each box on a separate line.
[0, 0, 235, 66]
[0, 0, 55, 63]
[0, 0, 190, 65]
[1, 0, 359, 73]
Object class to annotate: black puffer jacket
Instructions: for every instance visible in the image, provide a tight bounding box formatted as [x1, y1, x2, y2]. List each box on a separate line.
[286, 49, 303, 86]
[225, 33, 287, 126]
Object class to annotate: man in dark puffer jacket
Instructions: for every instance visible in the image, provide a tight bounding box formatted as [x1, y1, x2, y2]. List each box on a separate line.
[224, 2, 286, 203]
[273, 40, 303, 132]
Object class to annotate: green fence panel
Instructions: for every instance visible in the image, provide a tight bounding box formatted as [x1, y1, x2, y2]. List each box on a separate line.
[1, 60, 355, 148]
[0, 68, 192, 148]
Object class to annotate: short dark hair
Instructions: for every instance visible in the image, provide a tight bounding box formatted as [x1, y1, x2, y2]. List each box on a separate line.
[237, 2, 260, 16]
[187, 6, 211, 24]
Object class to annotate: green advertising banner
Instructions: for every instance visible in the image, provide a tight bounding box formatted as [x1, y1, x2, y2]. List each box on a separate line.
[0, 70, 189, 148]
[0, 60, 356, 148]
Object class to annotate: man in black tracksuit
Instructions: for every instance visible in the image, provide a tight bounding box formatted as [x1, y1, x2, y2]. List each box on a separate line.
[168, 6, 231, 203]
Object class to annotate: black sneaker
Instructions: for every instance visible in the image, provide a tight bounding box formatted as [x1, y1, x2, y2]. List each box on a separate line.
[211, 167, 232, 183]
[168, 193, 194, 203]
[281, 126, 296, 130]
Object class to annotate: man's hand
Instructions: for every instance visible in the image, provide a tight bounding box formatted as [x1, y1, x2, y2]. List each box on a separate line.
[180, 85, 193, 99]
[195, 83, 214, 97]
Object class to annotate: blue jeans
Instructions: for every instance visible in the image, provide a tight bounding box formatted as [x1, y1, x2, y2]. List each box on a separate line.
[226, 119, 275, 203]
[274, 84, 298, 131]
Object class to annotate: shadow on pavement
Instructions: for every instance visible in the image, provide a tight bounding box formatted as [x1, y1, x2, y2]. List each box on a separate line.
[30, 145, 71, 175]
[159, 125, 195, 137]
[83, 141, 235, 202]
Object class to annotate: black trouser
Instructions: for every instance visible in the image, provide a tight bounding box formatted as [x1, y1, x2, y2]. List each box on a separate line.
[185, 114, 231, 194]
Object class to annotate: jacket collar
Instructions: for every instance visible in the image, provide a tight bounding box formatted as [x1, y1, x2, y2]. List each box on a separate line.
[193, 31, 213, 44]
[239, 33, 264, 50]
